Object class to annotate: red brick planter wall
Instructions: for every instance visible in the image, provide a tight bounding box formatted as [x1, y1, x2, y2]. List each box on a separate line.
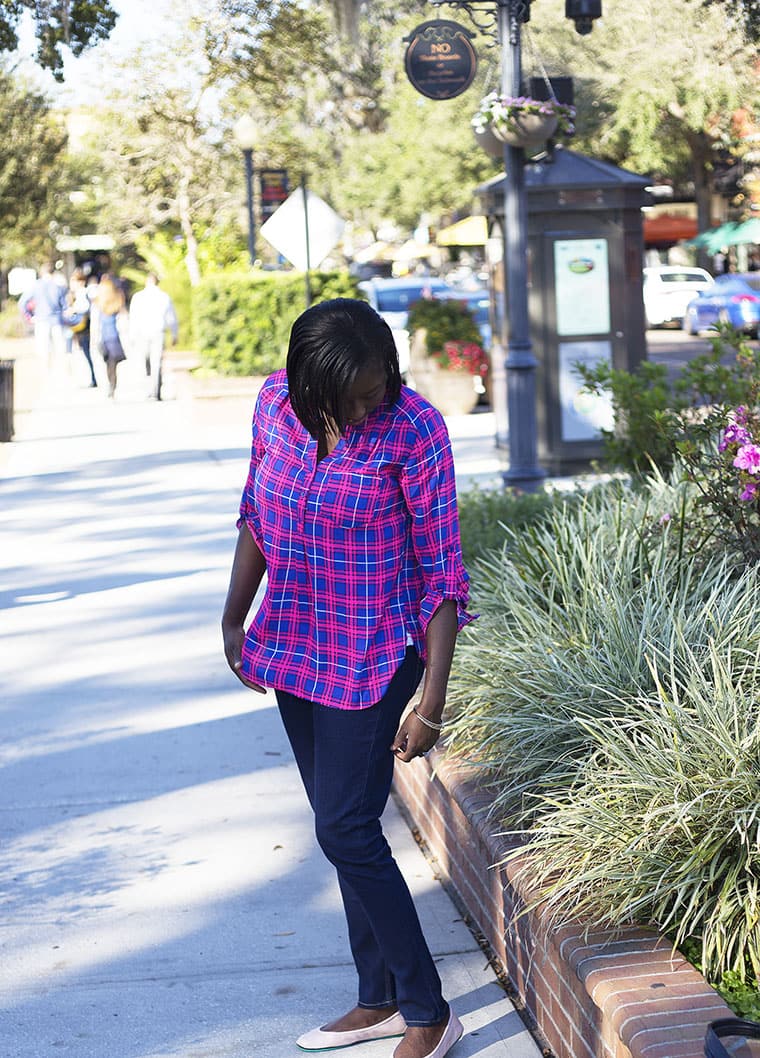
[393, 750, 732, 1058]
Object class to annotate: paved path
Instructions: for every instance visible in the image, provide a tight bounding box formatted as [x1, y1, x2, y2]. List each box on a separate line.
[0, 340, 539, 1058]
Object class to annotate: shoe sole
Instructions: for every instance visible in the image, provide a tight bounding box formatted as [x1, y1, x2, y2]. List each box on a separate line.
[297, 1031, 405, 1052]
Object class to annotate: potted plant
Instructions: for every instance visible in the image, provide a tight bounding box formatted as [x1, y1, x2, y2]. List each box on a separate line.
[472, 91, 576, 153]
[407, 297, 488, 416]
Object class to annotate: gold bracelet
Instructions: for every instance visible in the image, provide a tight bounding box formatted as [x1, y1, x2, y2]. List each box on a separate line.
[412, 706, 444, 732]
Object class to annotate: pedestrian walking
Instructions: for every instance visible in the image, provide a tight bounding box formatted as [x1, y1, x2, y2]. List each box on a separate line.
[128, 273, 178, 400]
[222, 298, 472, 1058]
[94, 274, 127, 398]
[18, 262, 68, 368]
[65, 268, 97, 387]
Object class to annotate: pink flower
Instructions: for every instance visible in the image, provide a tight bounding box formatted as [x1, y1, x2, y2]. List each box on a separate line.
[740, 482, 758, 502]
[719, 422, 752, 452]
[659, 513, 672, 525]
[733, 444, 760, 474]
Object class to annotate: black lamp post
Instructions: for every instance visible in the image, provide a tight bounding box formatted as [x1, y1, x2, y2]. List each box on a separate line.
[431, 0, 602, 490]
[233, 115, 259, 267]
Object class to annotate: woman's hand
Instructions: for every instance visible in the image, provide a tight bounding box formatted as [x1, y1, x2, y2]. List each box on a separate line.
[390, 710, 440, 763]
[222, 620, 266, 694]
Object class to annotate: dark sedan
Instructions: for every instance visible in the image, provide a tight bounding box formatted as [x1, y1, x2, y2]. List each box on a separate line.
[683, 272, 760, 338]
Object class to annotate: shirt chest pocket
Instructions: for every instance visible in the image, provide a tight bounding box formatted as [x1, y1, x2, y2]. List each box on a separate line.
[313, 469, 401, 528]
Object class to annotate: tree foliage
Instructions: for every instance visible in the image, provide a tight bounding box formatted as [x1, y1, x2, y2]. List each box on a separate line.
[527, 0, 759, 239]
[0, 0, 118, 81]
[706, 0, 760, 40]
[0, 67, 67, 263]
[76, 17, 241, 285]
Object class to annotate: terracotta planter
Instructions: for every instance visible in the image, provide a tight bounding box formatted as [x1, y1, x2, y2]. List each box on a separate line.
[412, 362, 479, 417]
[409, 329, 480, 416]
[472, 125, 504, 159]
[490, 111, 558, 149]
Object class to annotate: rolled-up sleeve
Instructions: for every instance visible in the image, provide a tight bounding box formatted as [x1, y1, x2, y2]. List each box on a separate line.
[400, 409, 476, 637]
[236, 394, 266, 549]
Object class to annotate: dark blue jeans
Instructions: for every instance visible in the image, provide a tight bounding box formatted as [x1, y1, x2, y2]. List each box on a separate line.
[276, 648, 448, 1027]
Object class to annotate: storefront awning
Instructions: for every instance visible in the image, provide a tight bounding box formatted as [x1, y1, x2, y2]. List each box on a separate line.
[56, 234, 116, 252]
[642, 213, 698, 245]
[436, 215, 488, 247]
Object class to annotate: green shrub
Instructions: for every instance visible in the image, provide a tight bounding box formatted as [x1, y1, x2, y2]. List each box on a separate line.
[506, 633, 760, 983]
[577, 325, 760, 476]
[193, 270, 360, 376]
[407, 297, 481, 356]
[457, 484, 559, 567]
[446, 472, 760, 984]
[0, 300, 27, 338]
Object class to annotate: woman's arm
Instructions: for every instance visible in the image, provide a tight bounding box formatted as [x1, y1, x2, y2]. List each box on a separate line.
[221, 524, 267, 692]
[391, 599, 457, 762]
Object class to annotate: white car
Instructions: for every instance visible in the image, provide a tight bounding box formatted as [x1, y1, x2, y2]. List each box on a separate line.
[643, 265, 713, 328]
[358, 277, 455, 377]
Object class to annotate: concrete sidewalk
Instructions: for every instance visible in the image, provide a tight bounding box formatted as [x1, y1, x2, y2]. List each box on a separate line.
[0, 341, 540, 1058]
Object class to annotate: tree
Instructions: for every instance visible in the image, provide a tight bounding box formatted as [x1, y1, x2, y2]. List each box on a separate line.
[0, 67, 67, 268]
[0, 1, 118, 81]
[70, 10, 244, 285]
[207, 0, 489, 235]
[705, 0, 760, 40]
[528, 0, 759, 249]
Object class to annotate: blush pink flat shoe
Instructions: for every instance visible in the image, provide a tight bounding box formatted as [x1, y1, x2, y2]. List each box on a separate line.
[297, 1009, 407, 1051]
[393, 1010, 464, 1058]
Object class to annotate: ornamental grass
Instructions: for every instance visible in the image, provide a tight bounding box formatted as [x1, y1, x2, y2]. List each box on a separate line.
[449, 471, 760, 983]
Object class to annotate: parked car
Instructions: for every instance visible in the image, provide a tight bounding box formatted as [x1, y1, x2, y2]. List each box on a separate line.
[643, 265, 713, 328]
[683, 272, 760, 338]
[358, 276, 455, 376]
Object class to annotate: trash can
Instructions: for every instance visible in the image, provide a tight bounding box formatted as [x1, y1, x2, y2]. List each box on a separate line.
[0, 359, 14, 442]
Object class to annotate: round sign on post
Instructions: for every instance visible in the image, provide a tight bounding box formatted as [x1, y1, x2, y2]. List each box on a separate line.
[404, 20, 477, 101]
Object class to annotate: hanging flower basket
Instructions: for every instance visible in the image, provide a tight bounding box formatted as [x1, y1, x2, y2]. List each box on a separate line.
[492, 111, 558, 148]
[472, 92, 576, 152]
[472, 124, 504, 159]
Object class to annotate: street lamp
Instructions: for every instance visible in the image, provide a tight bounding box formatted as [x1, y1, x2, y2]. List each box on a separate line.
[233, 114, 259, 266]
[431, 0, 602, 490]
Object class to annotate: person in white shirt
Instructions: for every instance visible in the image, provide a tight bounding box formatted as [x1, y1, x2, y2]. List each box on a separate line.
[129, 273, 179, 400]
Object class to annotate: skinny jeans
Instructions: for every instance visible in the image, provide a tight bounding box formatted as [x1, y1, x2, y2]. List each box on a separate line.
[276, 648, 449, 1027]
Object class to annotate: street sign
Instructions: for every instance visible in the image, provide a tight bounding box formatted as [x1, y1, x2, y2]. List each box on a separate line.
[259, 169, 289, 223]
[260, 187, 345, 271]
[404, 20, 477, 101]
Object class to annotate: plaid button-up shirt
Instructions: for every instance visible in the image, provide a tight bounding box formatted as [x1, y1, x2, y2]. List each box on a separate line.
[237, 370, 474, 709]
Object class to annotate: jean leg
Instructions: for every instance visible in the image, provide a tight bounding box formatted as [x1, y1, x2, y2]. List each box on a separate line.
[278, 690, 397, 1009]
[311, 653, 447, 1027]
[78, 334, 97, 385]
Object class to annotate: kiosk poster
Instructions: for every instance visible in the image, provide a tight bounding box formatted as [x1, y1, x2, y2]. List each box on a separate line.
[404, 20, 477, 100]
[558, 339, 614, 442]
[554, 238, 611, 336]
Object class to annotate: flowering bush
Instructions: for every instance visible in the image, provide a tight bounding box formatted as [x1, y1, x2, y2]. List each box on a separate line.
[579, 323, 760, 565]
[472, 92, 576, 138]
[432, 340, 488, 376]
[719, 405, 760, 501]
[406, 296, 484, 371]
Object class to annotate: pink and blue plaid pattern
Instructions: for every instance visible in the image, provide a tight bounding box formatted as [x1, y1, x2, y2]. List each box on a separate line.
[237, 370, 474, 709]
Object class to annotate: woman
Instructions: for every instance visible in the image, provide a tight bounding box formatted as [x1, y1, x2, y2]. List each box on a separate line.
[95, 273, 127, 397]
[65, 269, 97, 388]
[222, 299, 473, 1058]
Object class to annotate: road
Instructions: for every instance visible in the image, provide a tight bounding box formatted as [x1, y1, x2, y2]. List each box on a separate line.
[645, 324, 759, 378]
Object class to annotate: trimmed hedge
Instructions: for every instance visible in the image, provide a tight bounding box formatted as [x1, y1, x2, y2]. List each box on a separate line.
[193, 270, 361, 376]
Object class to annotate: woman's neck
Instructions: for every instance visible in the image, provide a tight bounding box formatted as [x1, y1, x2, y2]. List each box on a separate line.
[317, 421, 341, 462]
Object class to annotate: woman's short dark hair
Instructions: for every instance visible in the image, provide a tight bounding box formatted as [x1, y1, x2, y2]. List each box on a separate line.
[287, 298, 401, 437]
